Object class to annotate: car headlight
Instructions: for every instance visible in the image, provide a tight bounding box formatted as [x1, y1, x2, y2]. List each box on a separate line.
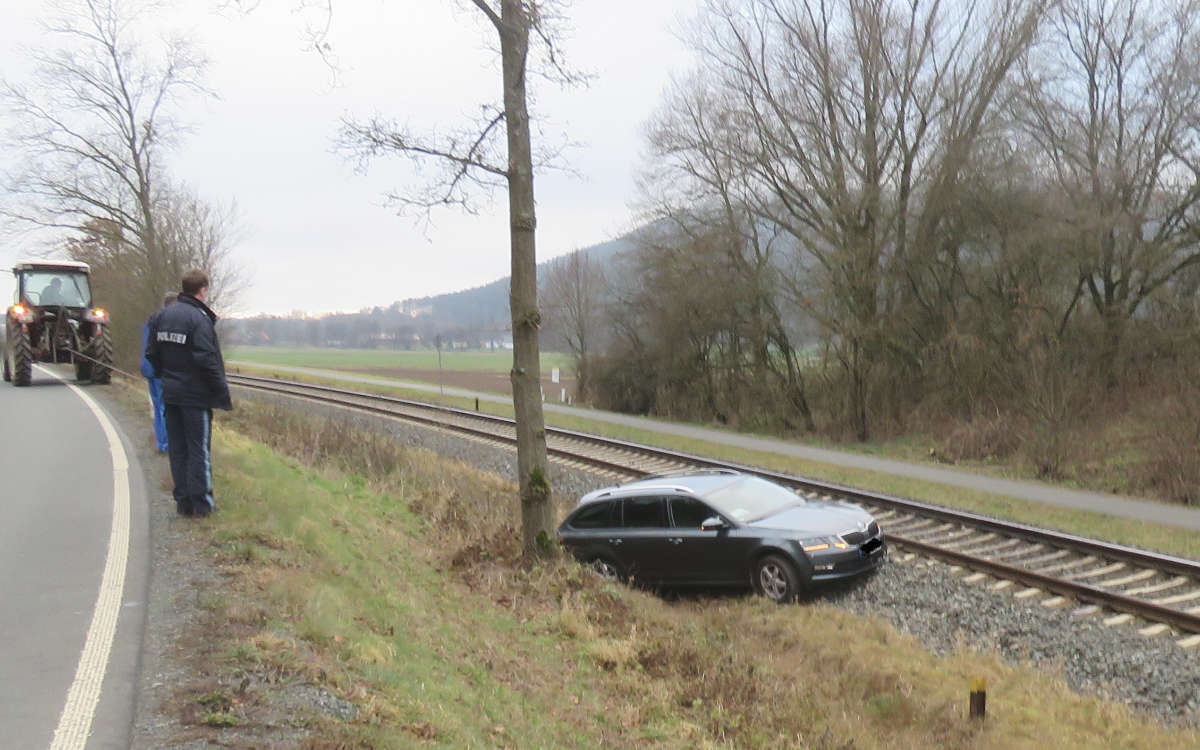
[800, 536, 850, 552]
[84, 308, 108, 323]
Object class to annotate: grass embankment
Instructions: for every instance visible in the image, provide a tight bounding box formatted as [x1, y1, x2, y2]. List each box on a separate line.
[226, 361, 1200, 561]
[176, 401, 1199, 748]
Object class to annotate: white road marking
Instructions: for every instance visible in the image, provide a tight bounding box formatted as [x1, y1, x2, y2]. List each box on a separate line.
[38, 367, 131, 750]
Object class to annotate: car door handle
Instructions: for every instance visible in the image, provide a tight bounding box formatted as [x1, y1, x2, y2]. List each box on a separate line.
[607, 538, 623, 546]
[667, 538, 683, 545]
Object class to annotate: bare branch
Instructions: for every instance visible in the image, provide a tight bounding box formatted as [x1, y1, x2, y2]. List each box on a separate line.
[1011, 0, 1200, 365]
[1, 0, 242, 342]
[469, 0, 502, 31]
[337, 108, 510, 216]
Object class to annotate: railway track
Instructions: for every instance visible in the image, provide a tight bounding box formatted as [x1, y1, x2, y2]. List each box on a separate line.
[229, 372, 1200, 646]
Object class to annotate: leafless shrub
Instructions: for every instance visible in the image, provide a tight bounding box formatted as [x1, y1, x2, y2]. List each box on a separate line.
[1134, 378, 1200, 505]
[937, 419, 1025, 464]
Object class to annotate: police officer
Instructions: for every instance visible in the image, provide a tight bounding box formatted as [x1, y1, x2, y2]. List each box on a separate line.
[147, 269, 232, 517]
[141, 293, 177, 453]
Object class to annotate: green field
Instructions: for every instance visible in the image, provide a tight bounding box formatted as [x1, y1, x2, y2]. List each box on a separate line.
[227, 345, 573, 374]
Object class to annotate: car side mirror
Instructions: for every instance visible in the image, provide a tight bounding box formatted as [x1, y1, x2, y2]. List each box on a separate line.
[700, 516, 727, 532]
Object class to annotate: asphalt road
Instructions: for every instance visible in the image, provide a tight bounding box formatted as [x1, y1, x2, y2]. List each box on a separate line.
[0, 365, 150, 750]
[232, 360, 1200, 532]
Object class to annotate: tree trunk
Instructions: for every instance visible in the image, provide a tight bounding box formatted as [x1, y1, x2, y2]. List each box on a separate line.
[850, 336, 870, 441]
[1099, 305, 1125, 389]
[501, 0, 554, 557]
[575, 353, 589, 402]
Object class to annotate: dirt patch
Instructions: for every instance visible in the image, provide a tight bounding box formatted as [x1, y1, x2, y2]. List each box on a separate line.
[349, 366, 577, 401]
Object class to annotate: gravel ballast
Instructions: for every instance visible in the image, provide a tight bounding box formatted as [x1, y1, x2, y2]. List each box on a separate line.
[238, 389, 1200, 728]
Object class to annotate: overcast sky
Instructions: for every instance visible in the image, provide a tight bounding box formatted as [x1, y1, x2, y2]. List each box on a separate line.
[0, 0, 700, 316]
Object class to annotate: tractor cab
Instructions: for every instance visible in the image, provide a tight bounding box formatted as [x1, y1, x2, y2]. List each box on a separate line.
[15, 261, 93, 310]
[4, 259, 112, 386]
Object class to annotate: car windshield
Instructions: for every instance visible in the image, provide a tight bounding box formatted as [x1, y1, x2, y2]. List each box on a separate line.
[22, 271, 91, 307]
[703, 476, 803, 523]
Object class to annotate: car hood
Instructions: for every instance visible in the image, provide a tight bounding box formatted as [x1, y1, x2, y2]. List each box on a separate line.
[746, 500, 874, 537]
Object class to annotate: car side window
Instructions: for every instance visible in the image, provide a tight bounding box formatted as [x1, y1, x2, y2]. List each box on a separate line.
[570, 500, 619, 529]
[622, 496, 667, 528]
[670, 497, 716, 528]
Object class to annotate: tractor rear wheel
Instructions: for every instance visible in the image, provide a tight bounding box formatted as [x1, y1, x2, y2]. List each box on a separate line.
[89, 330, 112, 384]
[12, 327, 32, 387]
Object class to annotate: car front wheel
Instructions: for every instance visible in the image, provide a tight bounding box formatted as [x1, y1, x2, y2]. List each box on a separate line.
[589, 556, 626, 583]
[754, 554, 800, 603]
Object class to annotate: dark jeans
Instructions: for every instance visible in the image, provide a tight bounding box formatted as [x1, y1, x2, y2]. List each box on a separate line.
[164, 404, 214, 514]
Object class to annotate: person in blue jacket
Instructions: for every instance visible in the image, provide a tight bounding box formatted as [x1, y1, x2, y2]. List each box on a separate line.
[141, 293, 177, 453]
[146, 270, 233, 517]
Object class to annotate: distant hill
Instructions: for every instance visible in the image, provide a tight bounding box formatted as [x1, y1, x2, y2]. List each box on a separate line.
[224, 229, 642, 349]
[398, 232, 637, 329]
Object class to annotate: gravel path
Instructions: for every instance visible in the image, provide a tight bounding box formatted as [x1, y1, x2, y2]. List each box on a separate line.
[238, 388, 1200, 729]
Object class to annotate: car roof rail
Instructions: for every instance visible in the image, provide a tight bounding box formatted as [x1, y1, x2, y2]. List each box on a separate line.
[640, 467, 741, 481]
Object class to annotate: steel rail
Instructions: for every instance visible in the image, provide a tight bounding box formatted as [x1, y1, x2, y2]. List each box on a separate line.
[895, 537, 1200, 635]
[228, 373, 640, 477]
[229, 372, 1200, 635]
[230, 372, 1200, 576]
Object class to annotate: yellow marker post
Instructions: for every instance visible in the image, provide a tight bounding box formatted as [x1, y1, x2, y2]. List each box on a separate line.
[969, 676, 987, 720]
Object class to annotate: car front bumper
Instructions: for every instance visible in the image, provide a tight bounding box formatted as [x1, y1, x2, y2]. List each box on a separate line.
[808, 538, 887, 582]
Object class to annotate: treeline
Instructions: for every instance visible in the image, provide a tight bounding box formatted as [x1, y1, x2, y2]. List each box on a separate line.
[541, 0, 1200, 503]
[224, 304, 509, 351]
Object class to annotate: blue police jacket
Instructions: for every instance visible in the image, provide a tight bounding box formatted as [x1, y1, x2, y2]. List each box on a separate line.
[146, 294, 233, 410]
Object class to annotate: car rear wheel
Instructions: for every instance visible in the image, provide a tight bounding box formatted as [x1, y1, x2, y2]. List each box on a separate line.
[588, 556, 625, 583]
[754, 554, 800, 603]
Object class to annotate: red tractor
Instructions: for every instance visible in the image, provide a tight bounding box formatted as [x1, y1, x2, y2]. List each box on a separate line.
[4, 260, 113, 386]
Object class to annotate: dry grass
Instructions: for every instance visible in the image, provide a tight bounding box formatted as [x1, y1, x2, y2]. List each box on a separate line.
[234, 343, 1200, 511]
[223, 362, 1200, 562]
[189, 400, 1200, 749]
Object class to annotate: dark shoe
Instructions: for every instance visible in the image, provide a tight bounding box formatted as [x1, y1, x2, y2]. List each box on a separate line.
[192, 503, 214, 518]
[176, 500, 193, 516]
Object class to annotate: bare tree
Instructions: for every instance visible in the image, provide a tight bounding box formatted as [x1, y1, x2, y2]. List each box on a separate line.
[337, 1, 580, 557]
[541, 248, 602, 401]
[640, 100, 817, 431]
[0, 0, 249, 368]
[644, 0, 1049, 439]
[1014, 0, 1200, 377]
[65, 183, 243, 365]
[0, 0, 210, 305]
[156, 185, 247, 313]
